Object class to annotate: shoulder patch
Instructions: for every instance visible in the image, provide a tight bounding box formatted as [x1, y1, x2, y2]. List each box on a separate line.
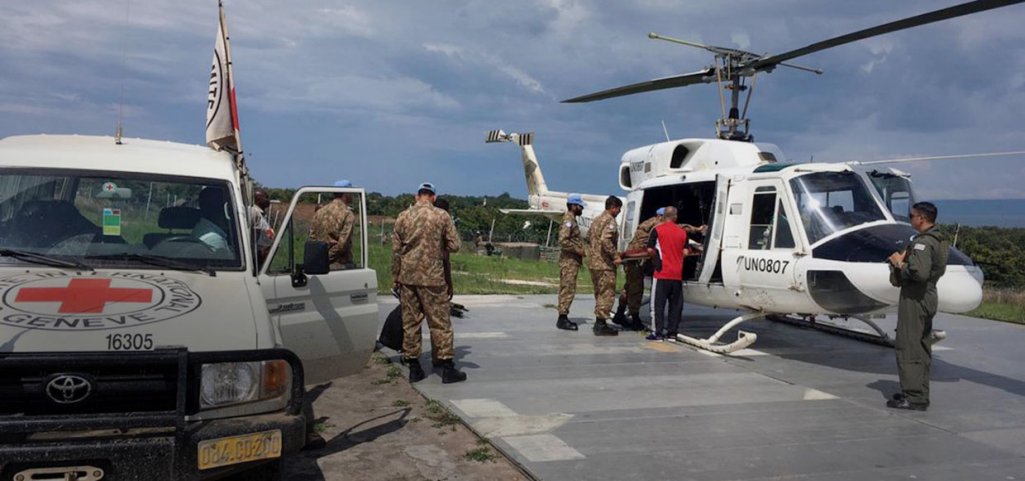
[564, 222, 573, 228]
[914, 243, 926, 251]
[608, 224, 616, 231]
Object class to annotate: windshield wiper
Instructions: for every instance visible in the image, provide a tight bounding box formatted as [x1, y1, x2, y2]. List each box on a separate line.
[87, 253, 216, 277]
[0, 248, 94, 271]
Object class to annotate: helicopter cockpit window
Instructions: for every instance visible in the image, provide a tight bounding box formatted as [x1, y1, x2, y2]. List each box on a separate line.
[867, 170, 915, 222]
[789, 171, 886, 245]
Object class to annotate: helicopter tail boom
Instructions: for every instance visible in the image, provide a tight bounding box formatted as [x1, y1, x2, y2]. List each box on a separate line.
[486, 129, 550, 197]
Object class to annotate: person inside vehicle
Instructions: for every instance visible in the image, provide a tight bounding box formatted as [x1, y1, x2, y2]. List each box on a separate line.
[193, 187, 231, 252]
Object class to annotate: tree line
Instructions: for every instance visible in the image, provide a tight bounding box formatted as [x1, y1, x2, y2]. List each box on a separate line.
[257, 185, 556, 244]
[256, 185, 1025, 288]
[936, 225, 1025, 289]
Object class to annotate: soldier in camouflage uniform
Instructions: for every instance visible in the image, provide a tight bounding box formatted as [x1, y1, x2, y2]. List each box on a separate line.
[556, 194, 587, 331]
[887, 201, 948, 411]
[613, 207, 663, 331]
[309, 180, 356, 270]
[588, 196, 624, 336]
[392, 182, 466, 384]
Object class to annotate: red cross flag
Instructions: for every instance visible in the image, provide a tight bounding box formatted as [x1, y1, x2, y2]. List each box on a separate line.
[206, 1, 244, 163]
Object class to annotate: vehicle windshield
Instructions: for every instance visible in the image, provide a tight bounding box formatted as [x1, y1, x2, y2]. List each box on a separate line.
[864, 169, 916, 222]
[0, 170, 242, 270]
[789, 171, 887, 245]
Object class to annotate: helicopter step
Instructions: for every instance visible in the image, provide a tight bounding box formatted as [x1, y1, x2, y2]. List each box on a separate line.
[674, 311, 761, 354]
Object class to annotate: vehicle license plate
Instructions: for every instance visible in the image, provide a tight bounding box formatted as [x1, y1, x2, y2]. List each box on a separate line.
[197, 429, 282, 470]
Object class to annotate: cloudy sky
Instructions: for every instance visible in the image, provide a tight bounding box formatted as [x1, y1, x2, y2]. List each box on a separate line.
[2, 0, 1024, 200]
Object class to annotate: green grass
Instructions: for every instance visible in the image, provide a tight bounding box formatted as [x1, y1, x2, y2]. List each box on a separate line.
[967, 288, 1025, 325]
[372, 365, 403, 385]
[968, 302, 1025, 325]
[424, 399, 460, 432]
[369, 241, 610, 295]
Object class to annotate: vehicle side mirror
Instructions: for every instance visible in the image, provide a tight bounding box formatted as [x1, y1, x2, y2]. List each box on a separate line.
[303, 240, 330, 275]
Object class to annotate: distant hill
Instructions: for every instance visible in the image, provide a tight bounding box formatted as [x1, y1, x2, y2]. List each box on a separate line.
[933, 199, 1025, 228]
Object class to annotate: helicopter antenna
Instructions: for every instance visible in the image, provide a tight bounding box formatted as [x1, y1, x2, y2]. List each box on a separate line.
[661, 120, 671, 142]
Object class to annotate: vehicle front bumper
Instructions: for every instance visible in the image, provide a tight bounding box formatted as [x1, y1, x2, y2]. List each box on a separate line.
[0, 411, 305, 480]
[0, 348, 307, 481]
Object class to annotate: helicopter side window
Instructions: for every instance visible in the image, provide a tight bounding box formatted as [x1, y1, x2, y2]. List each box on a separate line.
[748, 187, 776, 250]
[773, 198, 795, 249]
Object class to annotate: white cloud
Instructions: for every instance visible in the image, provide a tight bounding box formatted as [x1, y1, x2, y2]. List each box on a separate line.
[731, 32, 751, 50]
[424, 43, 549, 96]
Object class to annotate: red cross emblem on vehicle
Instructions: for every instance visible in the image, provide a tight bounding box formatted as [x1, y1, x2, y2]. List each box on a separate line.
[15, 278, 153, 313]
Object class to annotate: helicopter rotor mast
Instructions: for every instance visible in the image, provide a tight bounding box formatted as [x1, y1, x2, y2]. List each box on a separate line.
[563, 0, 1025, 141]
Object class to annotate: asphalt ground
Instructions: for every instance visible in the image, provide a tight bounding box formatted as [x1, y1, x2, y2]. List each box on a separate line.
[374, 294, 1025, 481]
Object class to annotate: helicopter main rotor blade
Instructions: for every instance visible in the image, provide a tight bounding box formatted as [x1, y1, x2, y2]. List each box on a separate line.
[744, 0, 1025, 73]
[562, 68, 715, 103]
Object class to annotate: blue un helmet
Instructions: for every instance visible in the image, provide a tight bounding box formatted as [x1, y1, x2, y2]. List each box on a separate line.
[656, 207, 665, 216]
[567, 193, 585, 207]
[334, 179, 353, 187]
[417, 182, 436, 195]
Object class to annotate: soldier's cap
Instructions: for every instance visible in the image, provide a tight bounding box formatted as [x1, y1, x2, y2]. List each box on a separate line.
[334, 179, 353, 187]
[567, 193, 585, 206]
[656, 207, 665, 216]
[418, 182, 436, 194]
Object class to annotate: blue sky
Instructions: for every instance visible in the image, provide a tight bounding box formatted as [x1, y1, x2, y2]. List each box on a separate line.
[2, 0, 1024, 200]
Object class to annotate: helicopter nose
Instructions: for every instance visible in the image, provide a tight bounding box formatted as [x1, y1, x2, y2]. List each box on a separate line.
[935, 265, 984, 313]
[809, 223, 984, 314]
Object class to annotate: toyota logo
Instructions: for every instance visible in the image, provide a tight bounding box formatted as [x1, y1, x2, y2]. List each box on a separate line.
[45, 374, 93, 404]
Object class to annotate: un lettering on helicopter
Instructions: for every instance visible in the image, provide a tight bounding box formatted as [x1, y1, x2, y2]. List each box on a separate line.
[478, 0, 1025, 356]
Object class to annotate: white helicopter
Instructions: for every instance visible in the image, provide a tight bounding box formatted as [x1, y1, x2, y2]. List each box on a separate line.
[485, 0, 1025, 353]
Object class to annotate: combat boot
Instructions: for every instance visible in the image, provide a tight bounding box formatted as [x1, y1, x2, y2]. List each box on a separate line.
[611, 302, 628, 327]
[627, 313, 646, 331]
[405, 358, 426, 383]
[556, 315, 579, 331]
[593, 319, 619, 336]
[436, 360, 467, 384]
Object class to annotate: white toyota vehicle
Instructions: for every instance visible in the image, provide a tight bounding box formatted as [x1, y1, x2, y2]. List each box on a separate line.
[0, 134, 380, 480]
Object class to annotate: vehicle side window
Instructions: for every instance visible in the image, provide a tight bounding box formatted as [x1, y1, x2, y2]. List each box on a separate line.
[748, 187, 776, 250]
[266, 190, 366, 276]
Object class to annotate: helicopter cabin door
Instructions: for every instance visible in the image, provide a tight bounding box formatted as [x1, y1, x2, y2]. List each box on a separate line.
[727, 179, 803, 307]
[697, 175, 730, 285]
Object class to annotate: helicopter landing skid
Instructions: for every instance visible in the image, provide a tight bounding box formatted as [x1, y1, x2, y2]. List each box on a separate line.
[766, 314, 897, 348]
[675, 312, 761, 354]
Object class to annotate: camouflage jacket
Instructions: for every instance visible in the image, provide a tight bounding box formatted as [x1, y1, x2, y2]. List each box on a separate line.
[587, 210, 620, 271]
[392, 202, 461, 286]
[558, 211, 586, 263]
[627, 215, 661, 251]
[309, 198, 355, 265]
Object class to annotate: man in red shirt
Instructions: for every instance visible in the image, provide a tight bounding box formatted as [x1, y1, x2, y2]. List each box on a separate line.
[645, 206, 688, 341]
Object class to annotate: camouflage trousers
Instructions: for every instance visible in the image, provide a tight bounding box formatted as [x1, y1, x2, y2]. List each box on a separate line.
[621, 261, 644, 315]
[590, 268, 617, 319]
[400, 284, 454, 360]
[558, 258, 581, 316]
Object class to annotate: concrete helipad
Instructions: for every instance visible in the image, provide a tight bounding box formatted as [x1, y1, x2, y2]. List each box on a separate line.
[380, 295, 1025, 480]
